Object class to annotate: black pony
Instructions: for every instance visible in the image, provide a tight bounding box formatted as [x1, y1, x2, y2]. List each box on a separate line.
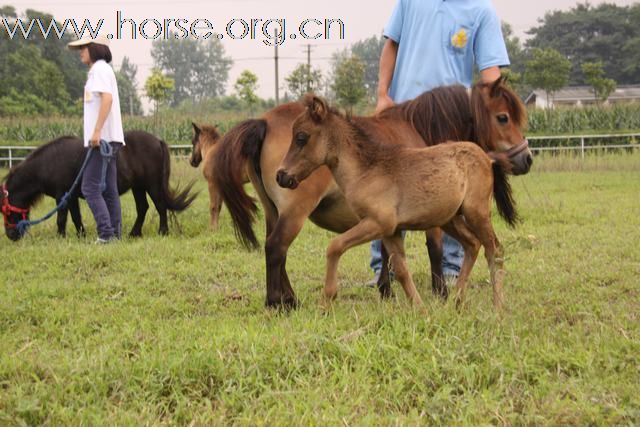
[1, 130, 196, 241]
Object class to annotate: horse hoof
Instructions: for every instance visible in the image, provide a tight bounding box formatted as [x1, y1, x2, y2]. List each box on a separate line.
[379, 288, 394, 300]
[265, 297, 299, 311]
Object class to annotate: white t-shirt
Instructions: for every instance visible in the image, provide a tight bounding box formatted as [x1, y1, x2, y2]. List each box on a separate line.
[83, 59, 125, 147]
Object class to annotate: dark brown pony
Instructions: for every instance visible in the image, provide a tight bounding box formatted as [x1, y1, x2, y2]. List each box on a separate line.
[214, 77, 531, 308]
[277, 95, 517, 309]
[2, 130, 196, 241]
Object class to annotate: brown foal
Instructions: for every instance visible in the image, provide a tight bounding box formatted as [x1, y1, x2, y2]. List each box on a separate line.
[277, 95, 518, 310]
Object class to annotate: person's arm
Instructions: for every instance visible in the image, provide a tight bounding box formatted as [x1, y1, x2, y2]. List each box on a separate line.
[479, 66, 501, 84]
[90, 92, 113, 147]
[376, 38, 399, 114]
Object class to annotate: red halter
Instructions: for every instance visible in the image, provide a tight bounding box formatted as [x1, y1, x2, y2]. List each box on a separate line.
[1, 184, 29, 229]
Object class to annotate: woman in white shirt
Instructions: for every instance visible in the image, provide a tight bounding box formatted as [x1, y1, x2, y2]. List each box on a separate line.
[68, 36, 125, 243]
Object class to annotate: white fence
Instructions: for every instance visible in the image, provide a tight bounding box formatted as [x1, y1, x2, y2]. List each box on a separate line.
[1, 134, 639, 168]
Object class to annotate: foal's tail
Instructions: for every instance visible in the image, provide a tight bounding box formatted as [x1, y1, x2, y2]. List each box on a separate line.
[159, 140, 197, 211]
[213, 119, 267, 250]
[492, 160, 519, 227]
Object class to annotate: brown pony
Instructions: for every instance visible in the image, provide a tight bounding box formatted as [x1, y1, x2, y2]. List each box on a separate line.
[277, 95, 517, 309]
[189, 123, 224, 228]
[213, 77, 531, 308]
[190, 122, 250, 228]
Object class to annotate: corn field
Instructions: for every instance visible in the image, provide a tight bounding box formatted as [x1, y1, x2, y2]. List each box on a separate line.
[527, 104, 640, 135]
[1, 104, 640, 146]
[0, 111, 241, 146]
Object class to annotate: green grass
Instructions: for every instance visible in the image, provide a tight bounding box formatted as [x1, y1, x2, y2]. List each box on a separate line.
[1, 154, 639, 425]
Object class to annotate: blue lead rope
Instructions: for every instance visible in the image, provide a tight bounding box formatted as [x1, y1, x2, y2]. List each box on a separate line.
[16, 140, 112, 236]
[99, 140, 115, 194]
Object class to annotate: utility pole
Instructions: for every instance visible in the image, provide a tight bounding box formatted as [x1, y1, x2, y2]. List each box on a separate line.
[304, 44, 314, 93]
[274, 38, 280, 105]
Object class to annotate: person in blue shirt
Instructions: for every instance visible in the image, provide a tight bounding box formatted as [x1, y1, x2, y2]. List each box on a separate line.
[370, 0, 510, 285]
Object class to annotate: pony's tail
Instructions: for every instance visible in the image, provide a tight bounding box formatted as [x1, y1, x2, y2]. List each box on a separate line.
[492, 159, 518, 228]
[159, 139, 197, 212]
[213, 119, 267, 250]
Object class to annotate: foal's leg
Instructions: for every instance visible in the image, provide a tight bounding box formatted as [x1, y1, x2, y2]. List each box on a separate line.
[440, 217, 481, 308]
[462, 209, 505, 310]
[381, 232, 423, 306]
[325, 218, 383, 301]
[426, 227, 448, 299]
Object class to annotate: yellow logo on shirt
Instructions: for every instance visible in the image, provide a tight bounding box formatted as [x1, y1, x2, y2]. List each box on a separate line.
[451, 28, 469, 49]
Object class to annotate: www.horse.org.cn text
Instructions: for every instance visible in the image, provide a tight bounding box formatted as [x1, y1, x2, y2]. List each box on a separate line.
[0, 11, 346, 46]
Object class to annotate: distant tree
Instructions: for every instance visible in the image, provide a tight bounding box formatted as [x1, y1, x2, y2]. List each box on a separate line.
[524, 48, 571, 108]
[350, 34, 385, 101]
[0, 5, 16, 17]
[0, 89, 56, 116]
[502, 23, 526, 75]
[0, 8, 85, 101]
[151, 36, 232, 106]
[23, 9, 86, 99]
[332, 56, 367, 111]
[144, 69, 174, 118]
[526, 2, 640, 85]
[234, 70, 260, 114]
[285, 64, 323, 99]
[0, 45, 71, 115]
[116, 57, 142, 116]
[581, 61, 616, 104]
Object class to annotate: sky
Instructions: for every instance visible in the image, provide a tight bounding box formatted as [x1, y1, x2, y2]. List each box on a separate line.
[5, 0, 639, 108]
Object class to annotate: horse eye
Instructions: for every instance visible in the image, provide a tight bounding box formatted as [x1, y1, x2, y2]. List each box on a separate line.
[497, 114, 509, 125]
[295, 132, 309, 147]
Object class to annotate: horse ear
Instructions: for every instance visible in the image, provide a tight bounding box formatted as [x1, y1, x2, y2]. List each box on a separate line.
[192, 122, 201, 135]
[490, 75, 504, 98]
[309, 95, 328, 123]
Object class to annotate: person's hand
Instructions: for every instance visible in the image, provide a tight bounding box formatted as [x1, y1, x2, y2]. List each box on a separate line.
[375, 93, 395, 114]
[89, 129, 101, 148]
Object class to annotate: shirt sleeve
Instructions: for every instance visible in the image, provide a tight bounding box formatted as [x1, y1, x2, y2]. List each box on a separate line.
[473, 7, 510, 71]
[87, 62, 114, 94]
[383, 0, 404, 43]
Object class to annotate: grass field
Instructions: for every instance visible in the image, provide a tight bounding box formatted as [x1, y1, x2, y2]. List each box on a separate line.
[1, 154, 639, 425]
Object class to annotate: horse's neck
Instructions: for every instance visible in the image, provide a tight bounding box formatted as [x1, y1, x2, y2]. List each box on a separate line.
[327, 122, 385, 191]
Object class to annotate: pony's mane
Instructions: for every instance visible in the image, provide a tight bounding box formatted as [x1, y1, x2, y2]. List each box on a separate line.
[381, 84, 475, 147]
[3, 136, 76, 185]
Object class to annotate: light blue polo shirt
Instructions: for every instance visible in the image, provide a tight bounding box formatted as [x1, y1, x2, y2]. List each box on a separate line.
[384, 0, 509, 102]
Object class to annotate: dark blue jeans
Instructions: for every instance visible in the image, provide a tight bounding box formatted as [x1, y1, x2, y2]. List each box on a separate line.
[370, 232, 463, 276]
[81, 142, 122, 239]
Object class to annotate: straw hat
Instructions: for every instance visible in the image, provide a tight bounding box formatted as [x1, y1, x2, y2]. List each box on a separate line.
[67, 35, 110, 49]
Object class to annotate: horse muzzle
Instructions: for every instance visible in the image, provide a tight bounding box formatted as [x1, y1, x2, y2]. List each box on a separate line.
[5, 227, 23, 241]
[189, 155, 201, 168]
[276, 169, 299, 189]
[509, 140, 533, 176]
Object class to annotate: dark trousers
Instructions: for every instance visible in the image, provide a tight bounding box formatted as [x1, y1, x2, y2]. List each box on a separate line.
[81, 142, 122, 239]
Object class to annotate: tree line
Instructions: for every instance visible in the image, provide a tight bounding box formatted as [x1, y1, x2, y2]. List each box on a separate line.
[1, 2, 639, 117]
